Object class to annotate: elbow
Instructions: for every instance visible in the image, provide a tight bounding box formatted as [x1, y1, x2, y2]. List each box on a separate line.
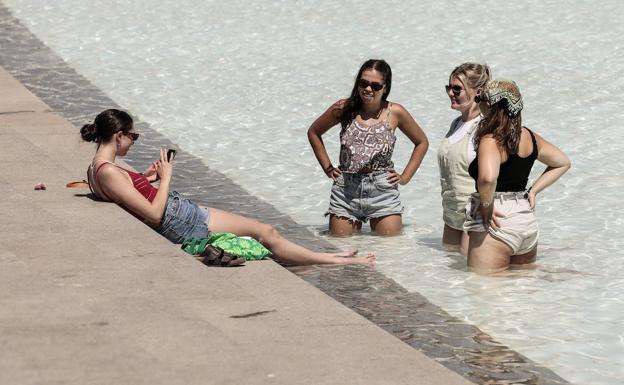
[307, 127, 318, 143]
[478, 173, 497, 186]
[144, 212, 164, 226]
[416, 136, 429, 153]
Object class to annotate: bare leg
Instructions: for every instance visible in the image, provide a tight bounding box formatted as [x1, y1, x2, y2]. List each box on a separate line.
[460, 231, 469, 257]
[442, 225, 469, 256]
[467, 231, 514, 274]
[510, 246, 537, 265]
[208, 208, 375, 265]
[370, 214, 402, 236]
[329, 215, 361, 237]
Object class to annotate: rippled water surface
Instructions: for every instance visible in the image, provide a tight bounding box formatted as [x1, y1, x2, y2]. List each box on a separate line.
[6, 0, 623, 383]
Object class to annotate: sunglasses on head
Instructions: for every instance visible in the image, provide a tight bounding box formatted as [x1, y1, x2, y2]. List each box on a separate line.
[445, 84, 463, 96]
[358, 79, 384, 92]
[123, 132, 140, 141]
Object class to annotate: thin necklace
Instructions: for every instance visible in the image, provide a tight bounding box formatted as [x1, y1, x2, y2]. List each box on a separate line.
[361, 103, 384, 121]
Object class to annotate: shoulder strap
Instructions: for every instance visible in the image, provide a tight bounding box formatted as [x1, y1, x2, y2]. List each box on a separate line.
[452, 116, 462, 130]
[385, 102, 392, 120]
[90, 161, 125, 201]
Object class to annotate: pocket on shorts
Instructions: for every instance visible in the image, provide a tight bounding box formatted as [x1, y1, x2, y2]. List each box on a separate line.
[373, 174, 397, 190]
[333, 173, 345, 187]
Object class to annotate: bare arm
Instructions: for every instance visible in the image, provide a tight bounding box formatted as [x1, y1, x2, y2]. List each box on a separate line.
[307, 100, 344, 180]
[476, 136, 501, 205]
[388, 103, 429, 185]
[526, 131, 571, 208]
[476, 136, 505, 228]
[98, 149, 173, 225]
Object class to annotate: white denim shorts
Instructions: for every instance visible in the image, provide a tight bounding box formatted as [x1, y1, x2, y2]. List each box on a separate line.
[464, 192, 539, 255]
[326, 171, 403, 223]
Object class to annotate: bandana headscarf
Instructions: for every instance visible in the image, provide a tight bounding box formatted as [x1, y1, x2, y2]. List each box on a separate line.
[483, 79, 523, 117]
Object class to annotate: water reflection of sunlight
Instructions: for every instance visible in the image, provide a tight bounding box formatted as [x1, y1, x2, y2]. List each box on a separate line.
[6, 0, 623, 382]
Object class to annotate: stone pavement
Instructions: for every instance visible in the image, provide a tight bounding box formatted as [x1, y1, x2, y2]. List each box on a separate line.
[0, 68, 477, 384]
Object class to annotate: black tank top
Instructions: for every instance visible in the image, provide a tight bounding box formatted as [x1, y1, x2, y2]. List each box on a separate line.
[468, 128, 538, 192]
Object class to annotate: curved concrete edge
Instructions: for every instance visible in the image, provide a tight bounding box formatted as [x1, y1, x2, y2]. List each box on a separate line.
[0, 66, 474, 384]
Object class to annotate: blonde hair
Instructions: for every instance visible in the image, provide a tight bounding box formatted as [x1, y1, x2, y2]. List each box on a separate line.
[449, 63, 491, 92]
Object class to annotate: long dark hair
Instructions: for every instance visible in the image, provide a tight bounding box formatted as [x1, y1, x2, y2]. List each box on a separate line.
[473, 79, 524, 155]
[80, 109, 133, 143]
[474, 107, 522, 155]
[338, 59, 392, 128]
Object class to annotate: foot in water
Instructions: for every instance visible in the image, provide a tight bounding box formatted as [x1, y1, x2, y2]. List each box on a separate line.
[325, 249, 376, 265]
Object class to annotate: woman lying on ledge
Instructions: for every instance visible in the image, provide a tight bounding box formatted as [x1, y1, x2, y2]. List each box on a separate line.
[81, 109, 375, 266]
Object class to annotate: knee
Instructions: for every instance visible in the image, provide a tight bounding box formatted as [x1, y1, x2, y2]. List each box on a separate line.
[258, 223, 280, 244]
[329, 226, 354, 237]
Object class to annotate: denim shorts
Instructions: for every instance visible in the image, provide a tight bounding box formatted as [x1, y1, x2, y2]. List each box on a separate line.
[464, 192, 539, 255]
[158, 191, 211, 244]
[326, 171, 403, 223]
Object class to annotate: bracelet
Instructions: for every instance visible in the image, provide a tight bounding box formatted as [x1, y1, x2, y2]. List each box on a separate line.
[324, 164, 335, 173]
[523, 186, 532, 199]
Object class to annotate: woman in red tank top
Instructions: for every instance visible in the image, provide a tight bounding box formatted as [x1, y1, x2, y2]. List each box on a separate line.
[81, 109, 375, 266]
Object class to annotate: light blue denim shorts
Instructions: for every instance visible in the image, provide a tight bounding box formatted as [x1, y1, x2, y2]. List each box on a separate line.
[158, 191, 211, 244]
[326, 171, 403, 223]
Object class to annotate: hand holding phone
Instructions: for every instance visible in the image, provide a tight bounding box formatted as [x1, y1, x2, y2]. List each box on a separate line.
[167, 149, 177, 162]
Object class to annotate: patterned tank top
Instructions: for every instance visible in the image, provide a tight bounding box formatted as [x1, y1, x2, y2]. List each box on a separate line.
[339, 104, 396, 172]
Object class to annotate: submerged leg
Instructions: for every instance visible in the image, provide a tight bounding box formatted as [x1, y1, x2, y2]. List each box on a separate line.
[442, 225, 468, 255]
[510, 247, 537, 265]
[329, 215, 361, 237]
[208, 208, 375, 266]
[370, 214, 402, 236]
[467, 231, 513, 274]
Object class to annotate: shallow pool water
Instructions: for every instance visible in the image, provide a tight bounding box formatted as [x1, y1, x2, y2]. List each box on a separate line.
[6, 0, 623, 383]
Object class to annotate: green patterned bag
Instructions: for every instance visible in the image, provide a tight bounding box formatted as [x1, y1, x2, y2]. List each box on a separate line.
[181, 232, 271, 261]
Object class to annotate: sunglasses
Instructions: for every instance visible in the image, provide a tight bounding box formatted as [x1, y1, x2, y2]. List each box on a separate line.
[358, 79, 384, 92]
[445, 84, 463, 96]
[123, 132, 140, 141]
[474, 94, 488, 104]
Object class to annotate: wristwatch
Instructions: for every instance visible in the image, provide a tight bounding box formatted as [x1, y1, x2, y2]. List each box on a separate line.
[480, 200, 492, 208]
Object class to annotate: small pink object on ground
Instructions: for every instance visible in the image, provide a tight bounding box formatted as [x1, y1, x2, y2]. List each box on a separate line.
[34, 182, 46, 190]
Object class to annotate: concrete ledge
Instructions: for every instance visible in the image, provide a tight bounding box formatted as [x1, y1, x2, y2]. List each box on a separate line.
[0, 67, 473, 384]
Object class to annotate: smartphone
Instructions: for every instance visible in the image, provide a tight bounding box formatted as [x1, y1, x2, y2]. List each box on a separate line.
[167, 149, 177, 161]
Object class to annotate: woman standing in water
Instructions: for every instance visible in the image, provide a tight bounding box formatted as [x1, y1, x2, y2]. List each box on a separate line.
[465, 80, 570, 274]
[307, 59, 428, 236]
[81, 109, 376, 266]
[438, 63, 491, 253]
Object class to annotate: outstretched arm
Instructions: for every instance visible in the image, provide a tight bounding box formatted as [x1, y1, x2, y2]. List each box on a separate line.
[526, 131, 571, 208]
[307, 100, 344, 181]
[390, 103, 429, 185]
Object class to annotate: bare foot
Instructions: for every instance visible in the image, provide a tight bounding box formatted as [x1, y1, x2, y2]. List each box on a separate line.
[335, 252, 376, 265]
[328, 248, 359, 258]
[348, 253, 376, 265]
[318, 249, 375, 265]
